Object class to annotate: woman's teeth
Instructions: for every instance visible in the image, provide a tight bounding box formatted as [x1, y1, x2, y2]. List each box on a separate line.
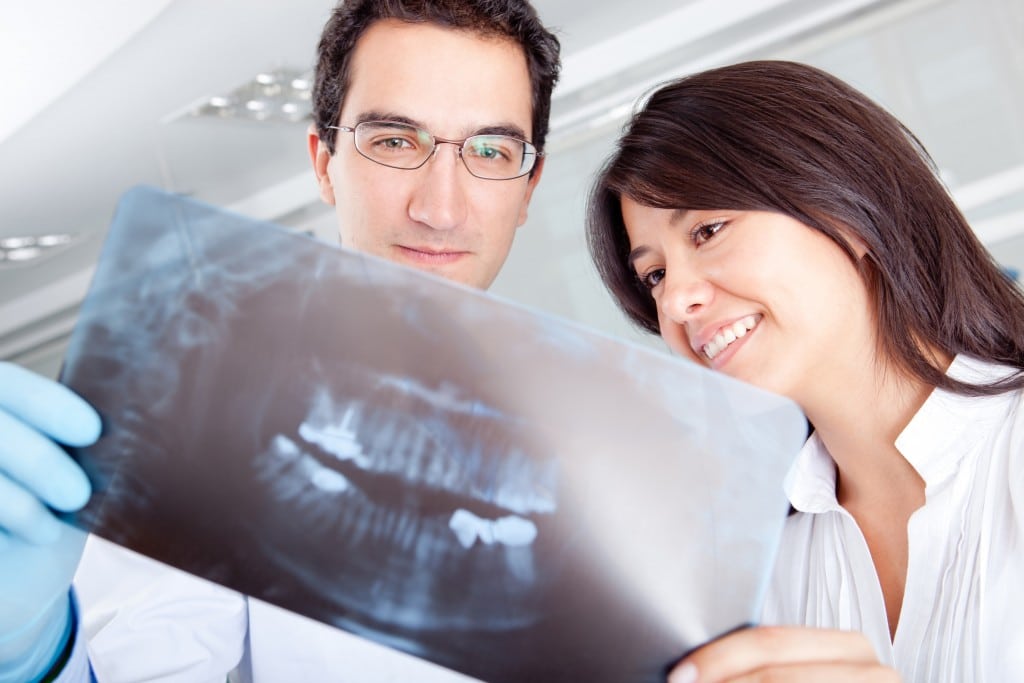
[703, 315, 759, 360]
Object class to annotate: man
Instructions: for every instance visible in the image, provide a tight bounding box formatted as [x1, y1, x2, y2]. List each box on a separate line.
[0, 1, 560, 680]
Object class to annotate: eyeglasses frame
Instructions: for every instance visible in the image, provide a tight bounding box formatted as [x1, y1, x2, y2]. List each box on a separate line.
[328, 121, 542, 181]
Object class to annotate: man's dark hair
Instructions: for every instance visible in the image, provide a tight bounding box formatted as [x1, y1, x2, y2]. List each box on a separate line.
[313, 0, 561, 159]
[588, 60, 1024, 396]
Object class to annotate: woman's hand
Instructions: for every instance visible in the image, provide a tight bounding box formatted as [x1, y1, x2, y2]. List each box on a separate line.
[668, 626, 901, 683]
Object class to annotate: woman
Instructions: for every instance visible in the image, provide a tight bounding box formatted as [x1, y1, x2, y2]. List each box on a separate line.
[588, 60, 1024, 683]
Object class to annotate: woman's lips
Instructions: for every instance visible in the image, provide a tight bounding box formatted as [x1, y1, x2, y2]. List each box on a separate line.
[698, 314, 762, 364]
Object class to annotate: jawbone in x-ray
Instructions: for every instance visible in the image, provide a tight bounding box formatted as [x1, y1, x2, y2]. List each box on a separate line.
[60, 186, 806, 682]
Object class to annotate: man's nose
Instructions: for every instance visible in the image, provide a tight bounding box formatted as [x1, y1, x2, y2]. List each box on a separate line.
[407, 143, 468, 231]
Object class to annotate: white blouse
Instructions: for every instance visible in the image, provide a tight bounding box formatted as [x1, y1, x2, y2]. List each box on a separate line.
[763, 355, 1024, 682]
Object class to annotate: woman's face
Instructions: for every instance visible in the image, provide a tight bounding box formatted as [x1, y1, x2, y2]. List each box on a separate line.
[621, 199, 876, 408]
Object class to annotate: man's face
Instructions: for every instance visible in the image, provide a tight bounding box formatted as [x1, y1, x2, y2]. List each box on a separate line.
[310, 19, 544, 290]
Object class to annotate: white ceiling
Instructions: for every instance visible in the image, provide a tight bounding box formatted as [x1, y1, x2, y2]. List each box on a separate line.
[0, 0, 174, 146]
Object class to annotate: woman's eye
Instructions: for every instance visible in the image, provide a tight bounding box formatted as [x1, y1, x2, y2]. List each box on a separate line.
[692, 220, 726, 245]
[639, 268, 665, 292]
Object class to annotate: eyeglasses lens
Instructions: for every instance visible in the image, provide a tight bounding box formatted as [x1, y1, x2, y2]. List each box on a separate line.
[353, 122, 534, 179]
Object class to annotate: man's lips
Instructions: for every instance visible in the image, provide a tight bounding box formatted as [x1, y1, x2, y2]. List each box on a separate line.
[396, 245, 470, 264]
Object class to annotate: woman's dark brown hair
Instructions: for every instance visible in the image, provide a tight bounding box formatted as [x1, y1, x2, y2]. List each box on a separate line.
[587, 60, 1024, 395]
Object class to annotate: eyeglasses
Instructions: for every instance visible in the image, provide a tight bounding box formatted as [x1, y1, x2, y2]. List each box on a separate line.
[329, 121, 541, 180]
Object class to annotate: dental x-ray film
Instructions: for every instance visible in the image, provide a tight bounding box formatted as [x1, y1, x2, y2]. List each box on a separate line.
[60, 186, 805, 682]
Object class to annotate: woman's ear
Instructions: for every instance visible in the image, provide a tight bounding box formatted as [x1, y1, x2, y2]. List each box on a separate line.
[845, 231, 870, 260]
[826, 218, 870, 261]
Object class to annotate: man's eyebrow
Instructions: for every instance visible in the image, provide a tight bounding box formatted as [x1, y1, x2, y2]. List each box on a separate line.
[475, 123, 529, 141]
[355, 111, 421, 127]
[353, 112, 528, 141]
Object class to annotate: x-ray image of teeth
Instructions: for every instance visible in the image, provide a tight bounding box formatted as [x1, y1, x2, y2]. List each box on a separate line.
[60, 186, 807, 683]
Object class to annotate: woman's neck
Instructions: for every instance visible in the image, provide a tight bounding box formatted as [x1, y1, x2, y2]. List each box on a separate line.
[802, 354, 949, 639]
[804, 354, 949, 495]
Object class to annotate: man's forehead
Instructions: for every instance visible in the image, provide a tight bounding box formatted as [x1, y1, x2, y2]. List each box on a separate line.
[339, 19, 534, 140]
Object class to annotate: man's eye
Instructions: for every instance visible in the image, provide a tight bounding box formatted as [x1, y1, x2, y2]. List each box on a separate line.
[692, 220, 726, 245]
[465, 137, 513, 162]
[366, 135, 418, 154]
[378, 137, 413, 150]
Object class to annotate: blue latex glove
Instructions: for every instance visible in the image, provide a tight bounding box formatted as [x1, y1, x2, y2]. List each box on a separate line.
[0, 362, 100, 682]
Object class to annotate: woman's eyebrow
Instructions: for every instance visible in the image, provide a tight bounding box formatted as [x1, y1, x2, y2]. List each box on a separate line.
[671, 208, 692, 224]
[626, 210, 696, 268]
[627, 245, 651, 269]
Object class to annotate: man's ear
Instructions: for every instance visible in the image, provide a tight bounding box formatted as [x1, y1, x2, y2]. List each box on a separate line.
[516, 156, 545, 227]
[308, 123, 337, 206]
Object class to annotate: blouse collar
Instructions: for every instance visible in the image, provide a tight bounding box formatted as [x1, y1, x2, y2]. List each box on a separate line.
[786, 355, 1016, 513]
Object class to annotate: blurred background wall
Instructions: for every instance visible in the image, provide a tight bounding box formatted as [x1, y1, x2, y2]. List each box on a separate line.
[1, 0, 1022, 377]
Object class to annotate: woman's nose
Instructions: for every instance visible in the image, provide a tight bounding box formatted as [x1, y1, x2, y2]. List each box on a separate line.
[658, 267, 713, 324]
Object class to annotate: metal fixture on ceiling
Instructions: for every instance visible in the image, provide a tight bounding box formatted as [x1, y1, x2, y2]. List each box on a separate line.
[0, 234, 77, 268]
[166, 68, 314, 125]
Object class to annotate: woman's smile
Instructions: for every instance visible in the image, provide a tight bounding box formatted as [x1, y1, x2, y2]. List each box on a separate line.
[699, 314, 761, 362]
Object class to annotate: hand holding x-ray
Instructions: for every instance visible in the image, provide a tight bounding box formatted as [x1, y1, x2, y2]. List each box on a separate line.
[0, 362, 98, 682]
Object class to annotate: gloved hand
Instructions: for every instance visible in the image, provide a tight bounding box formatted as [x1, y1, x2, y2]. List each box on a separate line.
[0, 362, 100, 682]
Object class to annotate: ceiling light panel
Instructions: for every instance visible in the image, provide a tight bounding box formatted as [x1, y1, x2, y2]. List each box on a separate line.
[0, 234, 77, 267]
[170, 68, 313, 125]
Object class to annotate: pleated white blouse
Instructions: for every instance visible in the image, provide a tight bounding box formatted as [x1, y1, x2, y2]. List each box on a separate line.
[763, 355, 1024, 682]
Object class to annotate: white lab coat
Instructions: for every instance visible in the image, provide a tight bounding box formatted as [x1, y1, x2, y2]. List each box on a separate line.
[61, 537, 481, 682]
